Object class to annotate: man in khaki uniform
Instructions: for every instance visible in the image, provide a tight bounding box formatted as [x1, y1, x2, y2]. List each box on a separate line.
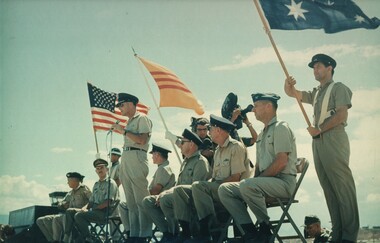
[219, 93, 297, 243]
[285, 54, 359, 243]
[112, 93, 153, 242]
[146, 129, 210, 242]
[142, 143, 176, 241]
[185, 114, 250, 243]
[74, 159, 119, 243]
[36, 172, 91, 243]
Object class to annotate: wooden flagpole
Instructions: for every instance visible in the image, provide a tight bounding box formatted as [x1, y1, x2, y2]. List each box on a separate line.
[93, 129, 100, 158]
[132, 48, 183, 165]
[252, 0, 312, 127]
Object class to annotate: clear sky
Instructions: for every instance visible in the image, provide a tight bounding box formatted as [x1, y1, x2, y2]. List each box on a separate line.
[1, 0, 379, 231]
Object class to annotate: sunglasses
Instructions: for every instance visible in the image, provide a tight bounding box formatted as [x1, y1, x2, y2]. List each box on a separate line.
[181, 139, 191, 145]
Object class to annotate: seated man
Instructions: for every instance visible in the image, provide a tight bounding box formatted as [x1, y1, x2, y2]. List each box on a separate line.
[183, 114, 251, 242]
[143, 129, 211, 242]
[141, 143, 176, 241]
[37, 172, 91, 243]
[73, 159, 119, 243]
[218, 93, 297, 243]
[304, 215, 331, 243]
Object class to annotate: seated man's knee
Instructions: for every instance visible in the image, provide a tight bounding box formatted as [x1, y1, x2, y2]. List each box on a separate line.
[36, 217, 44, 226]
[218, 184, 229, 198]
[159, 193, 171, 207]
[142, 196, 154, 209]
[74, 211, 84, 222]
[239, 179, 253, 195]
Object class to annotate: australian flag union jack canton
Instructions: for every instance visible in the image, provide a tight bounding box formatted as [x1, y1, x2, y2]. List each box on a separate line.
[259, 0, 379, 33]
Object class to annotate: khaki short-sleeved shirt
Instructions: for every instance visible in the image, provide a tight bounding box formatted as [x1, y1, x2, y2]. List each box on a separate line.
[89, 178, 119, 209]
[109, 161, 120, 181]
[212, 137, 248, 181]
[301, 80, 352, 128]
[149, 160, 176, 192]
[62, 184, 92, 209]
[124, 112, 152, 151]
[256, 117, 297, 175]
[177, 151, 211, 185]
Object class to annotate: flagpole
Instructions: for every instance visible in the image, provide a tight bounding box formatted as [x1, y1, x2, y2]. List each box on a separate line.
[93, 129, 100, 157]
[252, 0, 312, 127]
[132, 49, 183, 165]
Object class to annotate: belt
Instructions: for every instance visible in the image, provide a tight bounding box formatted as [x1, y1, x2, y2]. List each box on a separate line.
[124, 147, 147, 152]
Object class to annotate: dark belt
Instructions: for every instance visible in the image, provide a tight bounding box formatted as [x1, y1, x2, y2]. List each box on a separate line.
[312, 134, 321, 139]
[124, 147, 147, 152]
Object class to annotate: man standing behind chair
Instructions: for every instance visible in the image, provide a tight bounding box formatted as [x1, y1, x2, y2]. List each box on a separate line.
[219, 93, 297, 243]
[38, 172, 91, 243]
[112, 93, 153, 242]
[186, 114, 250, 242]
[284, 54, 359, 243]
[74, 159, 119, 243]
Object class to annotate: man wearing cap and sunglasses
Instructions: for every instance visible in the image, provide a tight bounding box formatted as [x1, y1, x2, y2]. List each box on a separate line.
[149, 129, 211, 242]
[219, 93, 297, 243]
[36, 172, 91, 243]
[285, 54, 359, 243]
[185, 114, 251, 243]
[112, 93, 153, 242]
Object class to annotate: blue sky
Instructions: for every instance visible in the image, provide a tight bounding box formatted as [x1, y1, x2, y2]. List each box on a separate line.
[1, 0, 380, 231]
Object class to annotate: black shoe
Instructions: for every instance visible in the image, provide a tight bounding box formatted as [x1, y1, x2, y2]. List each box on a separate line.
[134, 237, 148, 243]
[160, 232, 175, 242]
[166, 235, 191, 243]
[253, 223, 272, 243]
[184, 235, 212, 243]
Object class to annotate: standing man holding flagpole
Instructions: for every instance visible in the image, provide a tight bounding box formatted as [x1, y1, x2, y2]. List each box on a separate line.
[284, 54, 359, 243]
[112, 93, 153, 243]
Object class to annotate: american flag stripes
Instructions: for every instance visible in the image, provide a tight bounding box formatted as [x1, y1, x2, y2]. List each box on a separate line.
[87, 82, 149, 132]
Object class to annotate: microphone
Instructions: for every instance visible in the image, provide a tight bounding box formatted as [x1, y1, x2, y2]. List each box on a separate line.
[108, 120, 120, 134]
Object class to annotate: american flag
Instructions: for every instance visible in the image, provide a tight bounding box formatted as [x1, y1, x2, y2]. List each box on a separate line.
[87, 82, 149, 132]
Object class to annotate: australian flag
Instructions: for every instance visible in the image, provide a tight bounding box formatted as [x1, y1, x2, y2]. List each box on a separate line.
[259, 0, 379, 33]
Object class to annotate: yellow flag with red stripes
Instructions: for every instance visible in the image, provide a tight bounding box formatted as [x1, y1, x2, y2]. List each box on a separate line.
[138, 56, 204, 115]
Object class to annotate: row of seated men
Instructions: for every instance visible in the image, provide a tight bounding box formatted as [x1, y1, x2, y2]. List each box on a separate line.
[37, 93, 298, 243]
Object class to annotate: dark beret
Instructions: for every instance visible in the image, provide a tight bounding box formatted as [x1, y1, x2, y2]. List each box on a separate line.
[66, 172, 85, 181]
[182, 128, 203, 146]
[150, 143, 172, 155]
[209, 114, 236, 132]
[93, 158, 108, 168]
[308, 54, 336, 69]
[251, 93, 281, 104]
[110, 148, 122, 156]
[303, 215, 320, 226]
[116, 93, 139, 107]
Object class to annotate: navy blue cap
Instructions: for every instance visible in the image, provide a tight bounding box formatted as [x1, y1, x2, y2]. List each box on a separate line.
[251, 93, 281, 104]
[209, 114, 236, 132]
[116, 93, 139, 107]
[110, 148, 122, 156]
[182, 128, 203, 146]
[308, 54, 336, 69]
[150, 143, 172, 155]
[66, 172, 85, 181]
[93, 158, 108, 167]
[303, 215, 320, 226]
